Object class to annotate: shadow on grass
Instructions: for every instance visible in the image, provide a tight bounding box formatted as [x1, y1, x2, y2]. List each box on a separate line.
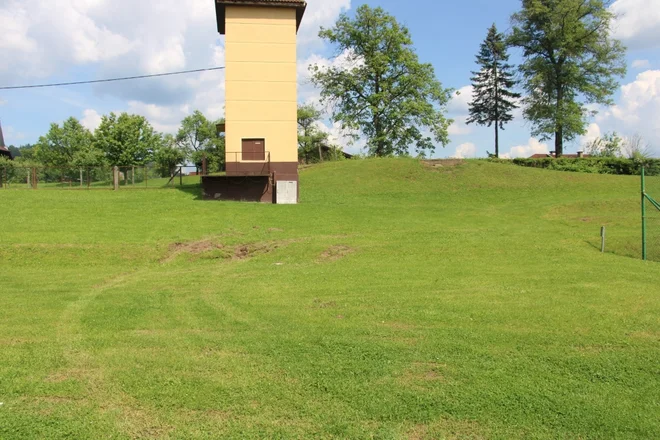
[176, 184, 204, 200]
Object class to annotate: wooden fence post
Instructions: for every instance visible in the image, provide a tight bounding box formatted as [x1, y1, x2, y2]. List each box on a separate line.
[113, 166, 119, 191]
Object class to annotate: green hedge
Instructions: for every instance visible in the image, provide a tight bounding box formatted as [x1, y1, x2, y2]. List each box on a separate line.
[492, 157, 660, 176]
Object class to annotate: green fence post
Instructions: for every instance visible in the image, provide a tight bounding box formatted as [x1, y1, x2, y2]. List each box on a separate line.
[642, 166, 647, 261]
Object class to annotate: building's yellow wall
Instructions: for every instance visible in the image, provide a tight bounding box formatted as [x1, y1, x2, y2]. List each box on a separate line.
[225, 6, 298, 164]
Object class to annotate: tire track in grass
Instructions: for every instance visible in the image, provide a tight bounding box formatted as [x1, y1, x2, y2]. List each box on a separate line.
[54, 268, 175, 437]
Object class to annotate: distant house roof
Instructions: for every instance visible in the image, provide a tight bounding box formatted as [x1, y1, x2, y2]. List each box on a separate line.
[0, 122, 12, 160]
[322, 145, 352, 159]
[214, 0, 307, 35]
[530, 153, 589, 159]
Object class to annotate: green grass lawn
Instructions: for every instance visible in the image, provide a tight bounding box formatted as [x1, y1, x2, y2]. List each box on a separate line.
[0, 159, 658, 439]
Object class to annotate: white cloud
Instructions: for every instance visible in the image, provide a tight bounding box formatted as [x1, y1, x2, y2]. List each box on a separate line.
[80, 109, 102, 131]
[448, 86, 473, 114]
[2, 125, 26, 143]
[611, 0, 660, 50]
[452, 142, 477, 159]
[595, 69, 660, 155]
[581, 123, 602, 147]
[501, 138, 549, 159]
[632, 59, 651, 69]
[297, 0, 351, 48]
[448, 115, 473, 136]
[0, 0, 350, 134]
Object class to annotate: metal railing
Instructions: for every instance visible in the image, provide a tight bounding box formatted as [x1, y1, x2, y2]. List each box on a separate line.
[220, 151, 271, 177]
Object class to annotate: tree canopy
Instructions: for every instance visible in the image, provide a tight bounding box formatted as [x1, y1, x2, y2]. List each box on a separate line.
[154, 134, 187, 177]
[35, 118, 103, 167]
[510, 0, 626, 157]
[176, 111, 225, 172]
[311, 5, 453, 157]
[467, 24, 520, 158]
[94, 113, 160, 166]
[176, 111, 220, 153]
[297, 104, 330, 163]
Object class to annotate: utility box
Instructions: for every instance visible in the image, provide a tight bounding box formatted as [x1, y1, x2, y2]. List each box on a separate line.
[276, 181, 298, 205]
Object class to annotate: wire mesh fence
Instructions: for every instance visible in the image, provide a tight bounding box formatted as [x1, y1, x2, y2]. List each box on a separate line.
[0, 165, 191, 190]
[642, 171, 660, 261]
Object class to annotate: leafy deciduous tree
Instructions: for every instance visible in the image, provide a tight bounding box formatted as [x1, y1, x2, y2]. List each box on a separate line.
[467, 24, 520, 158]
[176, 111, 225, 172]
[154, 134, 187, 177]
[95, 112, 159, 166]
[297, 104, 330, 163]
[35, 118, 103, 167]
[510, 0, 626, 157]
[622, 134, 652, 161]
[584, 131, 623, 157]
[311, 5, 453, 157]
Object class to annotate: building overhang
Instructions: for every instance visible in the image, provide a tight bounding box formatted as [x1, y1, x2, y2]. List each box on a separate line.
[215, 0, 307, 35]
[0, 148, 13, 160]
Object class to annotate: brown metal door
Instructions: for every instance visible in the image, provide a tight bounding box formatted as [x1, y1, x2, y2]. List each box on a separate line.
[242, 139, 265, 161]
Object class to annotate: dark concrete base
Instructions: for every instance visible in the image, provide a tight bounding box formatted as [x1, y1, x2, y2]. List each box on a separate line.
[202, 163, 300, 203]
[202, 175, 273, 203]
[226, 162, 299, 183]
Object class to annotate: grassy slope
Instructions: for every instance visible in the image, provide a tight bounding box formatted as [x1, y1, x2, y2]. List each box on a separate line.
[0, 159, 658, 439]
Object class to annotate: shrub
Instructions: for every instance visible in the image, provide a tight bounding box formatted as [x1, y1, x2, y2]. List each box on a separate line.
[498, 157, 660, 176]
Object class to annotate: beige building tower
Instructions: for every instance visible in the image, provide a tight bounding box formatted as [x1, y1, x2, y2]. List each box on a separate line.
[204, 0, 307, 203]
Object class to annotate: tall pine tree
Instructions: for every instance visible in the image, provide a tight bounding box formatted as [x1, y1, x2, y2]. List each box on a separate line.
[467, 24, 520, 158]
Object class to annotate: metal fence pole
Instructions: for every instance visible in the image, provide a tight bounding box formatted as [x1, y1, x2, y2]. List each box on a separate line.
[179, 167, 183, 187]
[132, 166, 135, 186]
[113, 166, 119, 191]
[642, 166, 647, 261]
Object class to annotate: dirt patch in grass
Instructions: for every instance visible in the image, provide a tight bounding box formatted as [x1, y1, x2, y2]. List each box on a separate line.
[399, 362, 448, 387]
[406, 418, 489, 440]
[44, 368, 100, 383]
[310, 298, 338, 309]
[161, 239, 285, 263]
[380, 321, 419, 330]
[423, 159, 464, 169]
[319, 245, 354, 262]
[628, 330, 660, 341]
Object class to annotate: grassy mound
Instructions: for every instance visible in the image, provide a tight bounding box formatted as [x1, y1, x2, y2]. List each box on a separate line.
[0, 159, 658, 439]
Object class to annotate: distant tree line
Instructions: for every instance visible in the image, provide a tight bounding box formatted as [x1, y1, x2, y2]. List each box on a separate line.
[307, 1, 627, 159]
[0, 110, 224, 177]
[2, 1, 630, 166]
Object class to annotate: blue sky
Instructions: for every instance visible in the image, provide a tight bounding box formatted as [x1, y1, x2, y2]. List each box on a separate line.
[1, 0, 659, 158]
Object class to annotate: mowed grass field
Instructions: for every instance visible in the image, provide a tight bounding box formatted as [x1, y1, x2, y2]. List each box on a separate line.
[0, 159, 658, 439]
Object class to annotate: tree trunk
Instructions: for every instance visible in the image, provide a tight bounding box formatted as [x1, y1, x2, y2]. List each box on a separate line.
[494, 58, 499, 158]
[555, 85, 564, 157]
[374, 114, 384, 156]
[318, 142, 324, 163]
[555, 127, 563, 157]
